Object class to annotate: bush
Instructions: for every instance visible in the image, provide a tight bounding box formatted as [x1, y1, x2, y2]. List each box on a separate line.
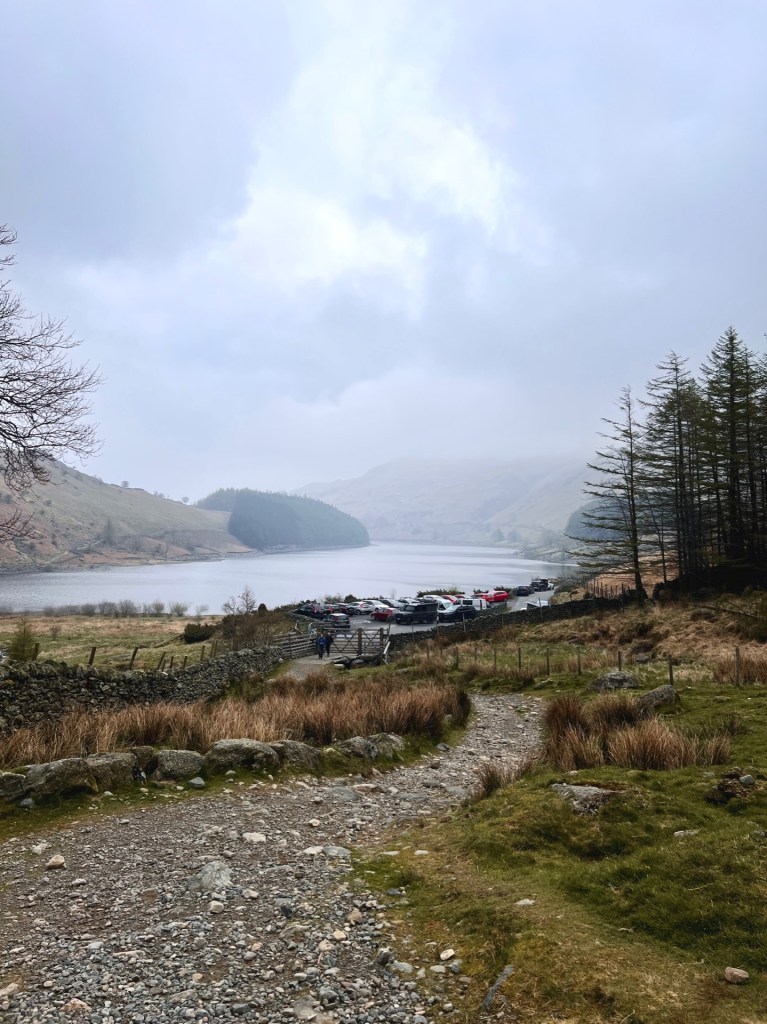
[183, 622, 217, 644]
[7, 617, 37, 662]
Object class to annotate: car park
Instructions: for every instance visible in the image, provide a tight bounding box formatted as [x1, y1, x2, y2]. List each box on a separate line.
[326, 612, 351, 629]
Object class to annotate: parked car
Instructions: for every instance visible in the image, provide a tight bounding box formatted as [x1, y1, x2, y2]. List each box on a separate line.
[371, 606, 395, 621]
[438, 604, 478, 623]
[515, 585, 532, 597]
[394, 601, 439, 625]
[455, 596, 488, 611]
[326, 612, 351, 629]
[479, 590, 509, 604]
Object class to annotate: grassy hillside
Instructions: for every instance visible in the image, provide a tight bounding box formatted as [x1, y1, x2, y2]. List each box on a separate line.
[0, 462, 249, 570]
[297, 457, 586, 552]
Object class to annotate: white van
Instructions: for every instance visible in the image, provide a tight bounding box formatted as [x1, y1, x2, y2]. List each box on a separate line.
[456, 596, 488, 611]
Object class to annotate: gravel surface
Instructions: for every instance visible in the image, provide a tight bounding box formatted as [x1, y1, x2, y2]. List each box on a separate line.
[0, 693, 541, 1024]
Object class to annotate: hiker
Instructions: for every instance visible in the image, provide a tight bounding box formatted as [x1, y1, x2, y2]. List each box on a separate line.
[316, 633, 326, 659]
[324, 631, 333, 658]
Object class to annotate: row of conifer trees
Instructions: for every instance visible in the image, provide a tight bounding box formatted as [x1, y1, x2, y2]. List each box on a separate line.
[579, 327, 767, 598]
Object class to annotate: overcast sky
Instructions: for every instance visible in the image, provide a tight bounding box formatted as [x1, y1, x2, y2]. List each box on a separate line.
[2, 0, 766, 499]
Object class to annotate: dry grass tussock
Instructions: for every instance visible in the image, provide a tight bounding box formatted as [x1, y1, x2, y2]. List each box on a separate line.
[712, 646, 767, 685]
[0, 672, 470, 769]
[545, 693, 731, 771]
[472, 752, 542, 800]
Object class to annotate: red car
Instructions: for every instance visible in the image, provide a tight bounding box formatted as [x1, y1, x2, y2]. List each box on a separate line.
[479, 590, 509, 603]
[371, 606, 395, 621]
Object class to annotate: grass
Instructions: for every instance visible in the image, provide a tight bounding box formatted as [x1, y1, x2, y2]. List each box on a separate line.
[0, 670, 470, 768]
[352, 600, 767, 1023]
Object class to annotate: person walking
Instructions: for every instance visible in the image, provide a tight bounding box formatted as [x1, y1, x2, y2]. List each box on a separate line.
[324, 631, 334, 658]
[316, 633, 326, 660]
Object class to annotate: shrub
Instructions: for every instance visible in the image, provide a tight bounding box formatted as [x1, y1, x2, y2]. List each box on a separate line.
[183, 622, 217, 644]
[7, 617, 37, 662]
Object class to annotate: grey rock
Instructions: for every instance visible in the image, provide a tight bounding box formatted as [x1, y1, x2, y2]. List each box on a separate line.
[591, 670, 638, 692]
[269, 740, 323, 772]
[204, 738, 279, 774]
[187, 859, 233, 894]
[188, 776, 206, 789]
[152, 749, 205, 781]
[551, 782, 617, 814]
[637, 684, 680, 713]
[368, 733, 405, 759]
[335, 736, 378, 759]
[21, 758, 98, 800]
[86, 752, 138, 790]
[0, 771, 26, 801]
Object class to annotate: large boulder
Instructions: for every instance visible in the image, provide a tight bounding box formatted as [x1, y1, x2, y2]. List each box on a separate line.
[335, 736, 378, 760]
[368, 733, 405, 760]
[205, 739, 279, 775]
[21, 758, 98, 800]
[152, 749, 206, 781]
[86, 752, 138, 791]
[269, 740, 323, 773]
[0, 771, 27, 802]
[187, 859, 233, 894]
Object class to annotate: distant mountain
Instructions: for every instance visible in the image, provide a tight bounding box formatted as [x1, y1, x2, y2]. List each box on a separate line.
[198, 489, 369, 551]
[297, 458, 587, 554]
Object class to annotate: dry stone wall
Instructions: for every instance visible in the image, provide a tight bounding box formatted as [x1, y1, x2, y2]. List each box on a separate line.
[0, 647, 282, 734]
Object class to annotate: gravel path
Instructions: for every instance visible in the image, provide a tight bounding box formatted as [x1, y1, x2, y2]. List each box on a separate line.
[0, 693, 541, 1024]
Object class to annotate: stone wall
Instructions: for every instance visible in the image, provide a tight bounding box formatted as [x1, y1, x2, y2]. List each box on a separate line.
[0, 647, 283, 734]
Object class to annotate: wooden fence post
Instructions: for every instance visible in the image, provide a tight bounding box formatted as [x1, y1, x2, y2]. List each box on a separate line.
[668, 654, 674, 687]
[517, 645, 522, 670]
[169, 656, 174, 671]
[735, 646, 741, 687]
[182, 656, 188, 669]
[357, 629, 363, 656]
[200, 645, 206, 661]
[576, 648, 582, 675]
[157, 653, 166, 670]
[617, 649, 623, 671]
[129, 647, 139, 669]
[32, 642, 40, 661]
[88, 646, 97, 666]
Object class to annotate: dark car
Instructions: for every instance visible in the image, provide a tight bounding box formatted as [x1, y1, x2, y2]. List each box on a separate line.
[394, 601, 439, 625]
[515, 585, 532, 597]
[438, 604, 478, 623]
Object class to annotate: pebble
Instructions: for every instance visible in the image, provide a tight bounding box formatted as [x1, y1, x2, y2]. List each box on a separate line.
[724, 967, 749, 984]
[0, 693, 539, 1024]
[45, 854, 66, 870]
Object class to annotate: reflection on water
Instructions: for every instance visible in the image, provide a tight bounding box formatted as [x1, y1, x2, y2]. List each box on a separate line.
[0, 542, 571, 613]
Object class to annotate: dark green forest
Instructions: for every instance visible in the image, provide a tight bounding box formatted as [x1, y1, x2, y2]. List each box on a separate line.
[198, 488, 369, 550]
[580, 328, 767, 597]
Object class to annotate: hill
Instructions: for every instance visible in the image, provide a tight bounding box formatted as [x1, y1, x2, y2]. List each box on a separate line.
[199, 488, 369, 551]
[297, 458, 586, 554]
[0, 462, 249, 571]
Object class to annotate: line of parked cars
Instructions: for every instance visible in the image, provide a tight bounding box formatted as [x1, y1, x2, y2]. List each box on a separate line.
[514, 578, 554, 597]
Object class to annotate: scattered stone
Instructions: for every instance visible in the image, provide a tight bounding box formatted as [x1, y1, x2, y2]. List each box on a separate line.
[188, 776, 206, 789]
[591, 670, 637, 692]
[724, 967, 749, 984]
[62, 997, 92, 1013]
[515, 898, 535, 907]
[187, 859, 232, 893]
[551, 782, 617, 814]
[673, 829, 699, 838]
[242, 831, 267, 843]
[208, 900, 225, 914]
[439, 948, 455, 960]
[740, 775, 755, 787]
[637, 683, 680, 713]
[45, 854, 66, 870]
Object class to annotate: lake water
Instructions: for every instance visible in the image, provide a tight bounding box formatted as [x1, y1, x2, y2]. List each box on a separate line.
[0, 542, 570, 613]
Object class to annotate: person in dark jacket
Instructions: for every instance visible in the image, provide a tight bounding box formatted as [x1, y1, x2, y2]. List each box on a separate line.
[316, 634, 326, 659]
[324, 631, 333, 658]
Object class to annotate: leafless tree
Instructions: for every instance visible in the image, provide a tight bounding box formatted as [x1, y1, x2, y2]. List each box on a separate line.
[0, 225, 101, 538]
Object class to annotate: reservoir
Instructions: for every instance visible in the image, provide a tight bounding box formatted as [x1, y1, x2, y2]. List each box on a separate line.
[0, 542, 570, 613]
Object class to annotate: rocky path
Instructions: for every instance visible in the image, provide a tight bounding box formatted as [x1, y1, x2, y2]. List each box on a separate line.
[0, 694, 541, 1024]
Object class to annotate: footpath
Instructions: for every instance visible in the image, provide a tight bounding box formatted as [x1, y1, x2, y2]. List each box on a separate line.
[0, 693, 541, 1024]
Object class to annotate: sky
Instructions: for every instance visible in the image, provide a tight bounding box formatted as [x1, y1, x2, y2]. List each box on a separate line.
[2, 0, 766, 500]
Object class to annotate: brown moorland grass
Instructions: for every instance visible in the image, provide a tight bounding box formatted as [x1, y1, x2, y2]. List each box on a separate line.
[544, 693, 731, 771]
[0, 672, 470, 768]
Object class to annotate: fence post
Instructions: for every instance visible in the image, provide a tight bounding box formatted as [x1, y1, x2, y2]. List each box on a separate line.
[88, 646, 97, 666]
[129, 647, 139, 669]
[169, 656, 174, 671]
[211, 640, 218, 658]
[617, 649, 623, 671]
[517, 644, 522, 670]
[200, 645, 206, 661]
[357, 629, 363, 656]
[379, 628, 384, 656]
[545, 649, 551, 675]
[157, 653, 166, 670]
[182, 656, 188, 669]
[735, 646, 741, 687]
[32, 642, 40, 661]
[576, 648, 582, 675]
[667, 654, 674, 687]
